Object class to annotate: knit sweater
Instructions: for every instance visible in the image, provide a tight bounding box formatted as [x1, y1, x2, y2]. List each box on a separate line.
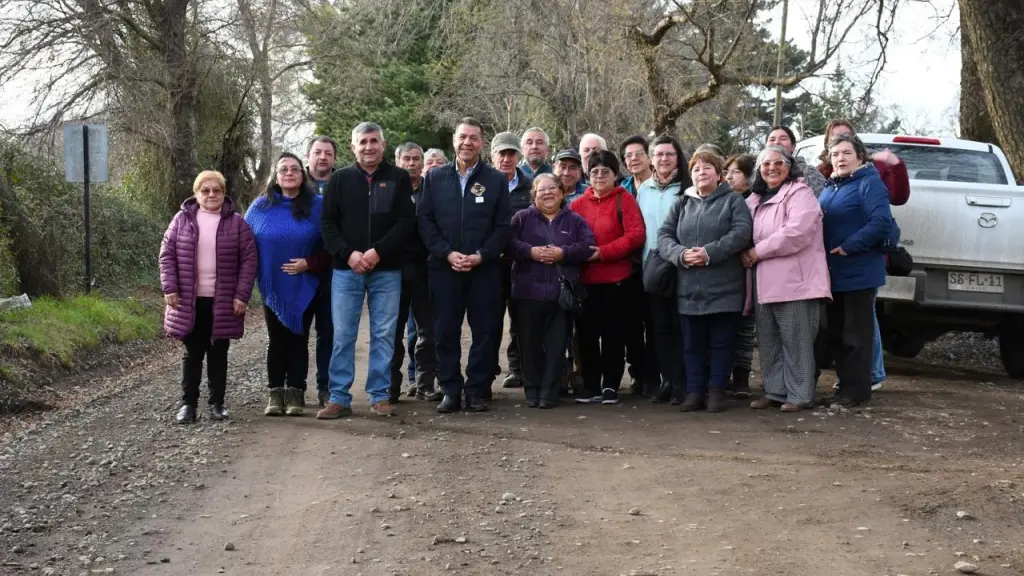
[245, 193, 324, 334]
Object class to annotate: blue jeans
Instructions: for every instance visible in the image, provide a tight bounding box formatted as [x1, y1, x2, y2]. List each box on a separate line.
[406, 314, 417, 381]
[328, 269, 402, 407]
[680, 312, 740, 393]
[871, 295, 886, 384]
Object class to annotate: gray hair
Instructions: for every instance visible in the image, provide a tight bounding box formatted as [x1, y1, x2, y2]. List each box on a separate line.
[424, 148, 448, 162]
[394, 141, 423, 162]
[755, 145, 794, 170]
[351, 122, 385, 143]
[580, 133, 607, 151]
[521, 127, 550, 147]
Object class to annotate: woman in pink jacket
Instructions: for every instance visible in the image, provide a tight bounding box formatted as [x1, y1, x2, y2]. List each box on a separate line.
[741, 146, 831, 411]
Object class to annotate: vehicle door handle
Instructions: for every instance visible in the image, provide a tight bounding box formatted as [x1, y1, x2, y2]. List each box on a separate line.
[965, 196, 1011, 208]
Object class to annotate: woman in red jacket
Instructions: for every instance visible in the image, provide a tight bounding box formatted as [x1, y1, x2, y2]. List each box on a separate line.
[569, 150, 646, 405]
[815, 119, 910, 206]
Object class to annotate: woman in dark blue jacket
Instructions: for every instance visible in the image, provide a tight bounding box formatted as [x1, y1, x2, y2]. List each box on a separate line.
[818, 133, 892, 407]
[507, 174, 595, 408]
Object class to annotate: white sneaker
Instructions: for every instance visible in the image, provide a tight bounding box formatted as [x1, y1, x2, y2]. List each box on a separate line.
[574, 395, 603, 404]
[832, 381, 840, 391]
[871, 382, 883, 391]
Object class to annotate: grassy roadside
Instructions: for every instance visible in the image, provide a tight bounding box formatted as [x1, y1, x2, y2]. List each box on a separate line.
[0, 295, 162, 367]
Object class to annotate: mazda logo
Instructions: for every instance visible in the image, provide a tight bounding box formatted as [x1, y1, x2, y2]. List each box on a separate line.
[978, 213, 997, 228]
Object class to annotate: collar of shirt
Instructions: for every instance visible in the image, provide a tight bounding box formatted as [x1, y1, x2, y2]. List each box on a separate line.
[508, 171, 519, 191]
[358, 164, 378, 184]
[457, 162, 479, 196]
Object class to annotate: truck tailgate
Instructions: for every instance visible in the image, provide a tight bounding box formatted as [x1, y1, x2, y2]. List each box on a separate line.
[894, 181, 1024, 271]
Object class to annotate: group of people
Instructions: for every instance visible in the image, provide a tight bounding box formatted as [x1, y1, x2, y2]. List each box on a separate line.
[159, 115, 910, 423]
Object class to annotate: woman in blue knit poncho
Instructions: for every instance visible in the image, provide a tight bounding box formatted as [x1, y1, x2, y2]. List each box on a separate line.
[245, 152, 330, 417]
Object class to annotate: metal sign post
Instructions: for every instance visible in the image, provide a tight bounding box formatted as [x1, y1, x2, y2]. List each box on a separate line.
[63, 124, 109, 293]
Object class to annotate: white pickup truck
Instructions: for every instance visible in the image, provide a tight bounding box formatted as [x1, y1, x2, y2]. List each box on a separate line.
[795, 134, 1024, 378]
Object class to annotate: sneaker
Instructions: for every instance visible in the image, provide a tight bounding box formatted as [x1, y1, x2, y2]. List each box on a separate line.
[316, 402, 353, 419]
[502, 373, 523, 388]
[832, 380, 840, 391]
[208, 404, 229, 421]
[871, 382, 883, 391]
[574, 395, 603, 404]
[601, 388, 619, 405]
[370, 400, 395, 417]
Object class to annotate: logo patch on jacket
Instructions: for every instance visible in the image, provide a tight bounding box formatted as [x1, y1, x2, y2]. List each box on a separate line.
[471, 183, 486, 197]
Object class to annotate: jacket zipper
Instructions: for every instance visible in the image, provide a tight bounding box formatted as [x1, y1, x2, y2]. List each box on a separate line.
[367, 174, 373, 251]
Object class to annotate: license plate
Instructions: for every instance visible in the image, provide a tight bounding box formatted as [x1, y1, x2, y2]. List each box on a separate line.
[947, 272, 1004, 293]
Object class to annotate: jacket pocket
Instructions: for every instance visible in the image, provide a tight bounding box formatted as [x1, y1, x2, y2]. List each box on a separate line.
[371, 181, 397, 214]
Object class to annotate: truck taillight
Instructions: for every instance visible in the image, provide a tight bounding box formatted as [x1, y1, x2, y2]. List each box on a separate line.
[892, 136, 941, 145]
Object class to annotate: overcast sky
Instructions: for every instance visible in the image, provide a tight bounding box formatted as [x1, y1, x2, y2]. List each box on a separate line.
[0, 0, 962, 138]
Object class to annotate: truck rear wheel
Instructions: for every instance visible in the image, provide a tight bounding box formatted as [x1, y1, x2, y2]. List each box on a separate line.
[883, 332, 926, 359]
[998, 328, 1024, 379]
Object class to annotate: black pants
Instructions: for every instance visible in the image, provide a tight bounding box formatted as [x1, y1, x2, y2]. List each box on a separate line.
[823, 289, 875, 403]
[500, 262, 521, 375]
[264, 303, 315, 389]
[576, 281, 628, 396]
[622, 273, 653, 385]
[181, 297, 230, 407]
[648, 293, 686, 399]
[681, 312, 740, 393]
[516, 299, 569, 404]
[313, 271, 333, 392]
[390, 261, 437, 397]
[430, 264, 502, 399]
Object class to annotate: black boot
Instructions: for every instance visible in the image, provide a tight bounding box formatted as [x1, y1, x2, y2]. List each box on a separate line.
[731, 368, 751, 399]
[465, 395, 488, 412]
[437, 395, 461, 413]
[176, 404, 197, 424]
[706, 388, 727, 413]
[680, 393, 705, 412]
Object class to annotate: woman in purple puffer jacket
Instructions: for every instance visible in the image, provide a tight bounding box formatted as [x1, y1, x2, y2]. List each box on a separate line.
[507, 173, 595, 408]
[160, 170, 258, 424]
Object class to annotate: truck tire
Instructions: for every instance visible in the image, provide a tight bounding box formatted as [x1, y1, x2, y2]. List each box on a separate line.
[998, 329, 1024, 379]
[883, 332, 926, 359]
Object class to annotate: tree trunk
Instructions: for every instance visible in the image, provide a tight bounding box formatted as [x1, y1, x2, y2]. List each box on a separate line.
[957, 5, 998, 145]
[959, 0, 1024, 181]
[157, 0, 199, 213]
[0, 162, 61, 298]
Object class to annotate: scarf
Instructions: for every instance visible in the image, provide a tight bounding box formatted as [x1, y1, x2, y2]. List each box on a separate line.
[244, 193, 323, 334]
[653, 169, 678, 189]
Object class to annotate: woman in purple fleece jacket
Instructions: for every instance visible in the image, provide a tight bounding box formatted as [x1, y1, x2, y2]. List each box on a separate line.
[507, 173, 595, 408]
[159, 170, 258, 424]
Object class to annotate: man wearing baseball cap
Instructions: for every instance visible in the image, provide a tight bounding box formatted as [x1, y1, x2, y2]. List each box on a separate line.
[554, 149, 587, 204]
[491, 132, 534, 391]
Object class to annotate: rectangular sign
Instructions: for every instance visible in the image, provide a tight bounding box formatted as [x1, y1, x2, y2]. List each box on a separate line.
[63, 124, 109, 183]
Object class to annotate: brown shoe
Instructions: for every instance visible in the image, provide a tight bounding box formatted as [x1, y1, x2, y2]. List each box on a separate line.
[750, 397, 779, 410]
[316, 402, 352, 420]
[780, 403, 804, 412]
[370, 400, 394, 417]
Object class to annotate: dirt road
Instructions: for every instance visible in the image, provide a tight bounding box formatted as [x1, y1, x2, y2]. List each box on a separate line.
[1, 312, 1022, 576]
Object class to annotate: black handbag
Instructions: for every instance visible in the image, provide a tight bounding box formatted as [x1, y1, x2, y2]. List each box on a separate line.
[544, 222, 587, 316]
[641, 250, 676, 297]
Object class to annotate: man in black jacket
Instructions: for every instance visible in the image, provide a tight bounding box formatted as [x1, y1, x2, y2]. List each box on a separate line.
[317, 122, 416, 419]
[490, 131, 533, 389]
[418, 117, 512, 412]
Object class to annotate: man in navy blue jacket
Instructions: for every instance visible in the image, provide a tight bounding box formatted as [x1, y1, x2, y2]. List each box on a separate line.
[418, 117, 512, 412]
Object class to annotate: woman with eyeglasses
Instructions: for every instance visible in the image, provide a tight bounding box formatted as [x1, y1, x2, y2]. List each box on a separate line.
[507, 174, 595, 408]
[818, 133, 892, 407]
[245, 152, 330, 417]
[636, 135, 691, 404]
[160, 170, 258, 424]
[742, 146, 831, 412]
[724, 153, 758, 397]
[569, 150, 646, 405]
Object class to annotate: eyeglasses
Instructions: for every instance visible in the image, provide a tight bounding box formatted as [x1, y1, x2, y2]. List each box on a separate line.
[589, 168, 613, 178]
[276, 166, 303, 175]
[535, 185, 561, 194]
[652, 152, 677, 159]
[199, 187, 224, 196]
[623, 151, 647, 159]
[760, 160, 787, 169]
